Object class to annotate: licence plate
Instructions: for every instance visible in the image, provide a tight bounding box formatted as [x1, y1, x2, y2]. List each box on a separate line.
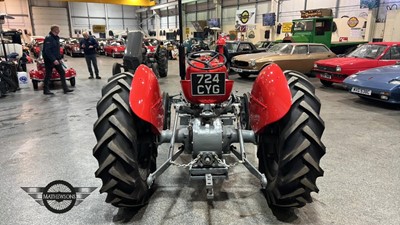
[320, 73, 331, 79]
[191, 73, 225, 96]
[351, 87, 372, 96]
[232, 68, 243, 72]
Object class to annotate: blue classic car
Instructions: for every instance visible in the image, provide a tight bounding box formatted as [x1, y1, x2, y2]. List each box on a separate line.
[343, 64, 400, 104]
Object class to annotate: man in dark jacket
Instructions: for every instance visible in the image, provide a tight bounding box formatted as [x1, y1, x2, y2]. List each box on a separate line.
[42, 25, 73, 95]
[80, 32, 100, 79]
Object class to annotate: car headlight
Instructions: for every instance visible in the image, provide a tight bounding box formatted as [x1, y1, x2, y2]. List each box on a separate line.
[389, 79, 400, 85]
[250, 60, 256, 67]
[314, 63, 318, 68]
[336, 66, 342, 72]
[231, 58, 236, 64]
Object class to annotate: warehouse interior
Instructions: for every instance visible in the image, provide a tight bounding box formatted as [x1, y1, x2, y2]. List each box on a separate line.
[0, 0, 399, 225]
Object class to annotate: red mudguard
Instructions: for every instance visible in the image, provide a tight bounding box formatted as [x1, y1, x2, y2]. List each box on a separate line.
[129, 65, 164, 134]
[249, 64, 292, 133]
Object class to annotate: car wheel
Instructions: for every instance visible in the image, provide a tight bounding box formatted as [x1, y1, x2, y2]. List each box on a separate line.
[320, 79, 333, 87]
[32, 80, 39, 90]
[258, 70, 325, 209]
[69, 77, 76, 87]
[93, 72, 157, 207]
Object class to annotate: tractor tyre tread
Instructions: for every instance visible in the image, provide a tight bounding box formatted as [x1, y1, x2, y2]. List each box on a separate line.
[93, 72, 155, 207]
[258, 71, 325, 209]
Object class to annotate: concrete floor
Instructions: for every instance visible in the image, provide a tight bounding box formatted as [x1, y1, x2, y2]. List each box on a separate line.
[0, 55, 399, 225]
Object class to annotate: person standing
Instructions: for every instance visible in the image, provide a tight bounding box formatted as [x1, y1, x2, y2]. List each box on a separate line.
[42, 24, 73, 95]
[80, 32, 100, 79]
[155, 41, 168, 78]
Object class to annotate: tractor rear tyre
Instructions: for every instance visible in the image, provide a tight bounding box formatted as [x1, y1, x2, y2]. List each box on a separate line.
[158, 65, 168, 78]
[257, 70, 325, 209]
[93, 72, 157, 207]
[112, 63, 122, 76]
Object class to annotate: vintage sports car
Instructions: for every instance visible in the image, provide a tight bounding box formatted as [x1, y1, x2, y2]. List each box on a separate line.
[30, 37, 64, 59]
[96, 38, 107, 55]
[29, 57, 76, 90]
[343, 64, 400, 104]
[313, 42, 400, 86]
[64, 38, 84, 57]
[231, 43, 335, 78]
[104, 40, 126, 58]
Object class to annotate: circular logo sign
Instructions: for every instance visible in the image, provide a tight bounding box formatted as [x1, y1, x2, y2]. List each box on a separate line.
[240, 10, 250, 24]
[19, 76, 28, 84]
[42, 180, 76, 214]
[347, 17, 359, 28]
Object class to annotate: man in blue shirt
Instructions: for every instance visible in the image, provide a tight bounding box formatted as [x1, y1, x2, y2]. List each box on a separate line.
[80, 32, 100, 79]
[42, 25, 73, 95]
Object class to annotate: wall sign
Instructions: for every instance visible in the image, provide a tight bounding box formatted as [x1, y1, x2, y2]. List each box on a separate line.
[236, 8, 256, 25]
[300, 9, 333, 18]
[92, 25, 106, 33]
[282, 22, 293, 33]
[347, 17, 359, 28]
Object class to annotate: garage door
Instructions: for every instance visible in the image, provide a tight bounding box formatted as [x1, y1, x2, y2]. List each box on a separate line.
[31, 7, 71, 37]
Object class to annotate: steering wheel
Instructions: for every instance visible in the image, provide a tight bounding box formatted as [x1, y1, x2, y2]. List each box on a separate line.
[187, 50, 227, 70]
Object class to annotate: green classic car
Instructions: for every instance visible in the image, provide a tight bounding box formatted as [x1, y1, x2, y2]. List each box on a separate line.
[231, 42, 336, 78]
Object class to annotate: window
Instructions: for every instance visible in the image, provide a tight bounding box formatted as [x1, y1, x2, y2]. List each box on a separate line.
[268, 43, 294, 54]
[238, 43, 252, 52]
[382, 46, 400, 59]
[293, 20, 314, 32]
[226, 43, 238, 53]
[348, 44, 387, 59]
[309, 45, 329, 53]
[293, 45, 308, 54]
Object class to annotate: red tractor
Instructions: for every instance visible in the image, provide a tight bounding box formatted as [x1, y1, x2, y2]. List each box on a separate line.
[93, 29, 326, 215]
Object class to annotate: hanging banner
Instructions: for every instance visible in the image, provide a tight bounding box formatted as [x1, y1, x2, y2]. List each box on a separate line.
[51, 0, 156, 6]
[236, 8, 256, 25]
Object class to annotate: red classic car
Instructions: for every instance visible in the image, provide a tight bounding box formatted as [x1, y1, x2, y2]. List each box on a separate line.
[29, 57, 76, 90]
[104, 40, 126, 58]
[313, 42, 400, 86]
[30, 37, 65, 59]
[64, 38, 84, 57]
[30, 37, 45, 58]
